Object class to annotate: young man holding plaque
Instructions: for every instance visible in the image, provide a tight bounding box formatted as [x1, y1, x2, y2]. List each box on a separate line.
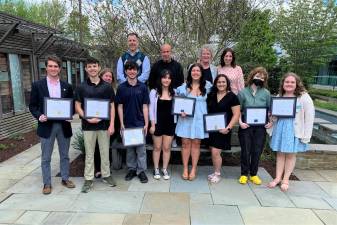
[29, 55, 75, 195]
[237, 67, 272, 185]
[115, 61, 150, 183]
[75, 57, 116, 193]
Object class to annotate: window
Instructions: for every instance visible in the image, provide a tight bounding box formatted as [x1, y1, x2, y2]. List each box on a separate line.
[21, 55, 32, 107]
[0, 53, 13, 114]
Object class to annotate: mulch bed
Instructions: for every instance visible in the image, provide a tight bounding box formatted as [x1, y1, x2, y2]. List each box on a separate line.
[66, 150, 299, 180]
[0, 130, 40, 162]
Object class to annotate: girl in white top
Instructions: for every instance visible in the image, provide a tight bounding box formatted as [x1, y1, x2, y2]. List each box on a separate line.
[267, 72, 315, 192]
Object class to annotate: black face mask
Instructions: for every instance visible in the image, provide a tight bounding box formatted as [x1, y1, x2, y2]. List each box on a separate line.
[252, 78, 264, 87]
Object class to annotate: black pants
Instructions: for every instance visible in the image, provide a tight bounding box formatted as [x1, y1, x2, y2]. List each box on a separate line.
[238, 126, 266, 176]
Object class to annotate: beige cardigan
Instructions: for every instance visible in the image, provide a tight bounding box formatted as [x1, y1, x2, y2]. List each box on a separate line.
[267, 92, 315, 143]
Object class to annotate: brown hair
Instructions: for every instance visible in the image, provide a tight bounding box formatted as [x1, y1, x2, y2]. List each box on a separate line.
[279, 72, 306, 97]
[45, 55, 62, 67]
[246, 66, 269, 87]
[99, 68, 115, 83]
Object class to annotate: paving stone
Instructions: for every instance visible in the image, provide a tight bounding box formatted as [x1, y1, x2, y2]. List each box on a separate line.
[0, 209, 24, 223]
[170, 166, 210, 193]
[222, 166, 241, 179]
[293, 169, 327, 182]
[92, 174, 130, 192]
[141, 192, 189, 215]
[72, 191, 144, 213]
[239, 206, 324, 225]
[0, 193, 78, 211]
[323, 197, 337, 210]
[41, 212, 74, 225]
[316, 170, 337, 182]
[150, 213, 189, 225]
[314, 118, 331, 124]
[210, 179, 260, 206]
[122, 214, 151, 225]
[6, 176, 64, 194]
[0, 179, 18, 192]
[128, 170, 170, 192]
[315, 182, 337, 198]
[314, 209, 337, 225]
[190, 204, 244, 225]
[68, 213, 125, 225]
[286, 181, 330, 198]
[288, 195, 332, 209]
[249, 186, 295, 207]
[14, 211, 50, 225]
[189, 193, 213, 205]
[0, 192, 11, 202]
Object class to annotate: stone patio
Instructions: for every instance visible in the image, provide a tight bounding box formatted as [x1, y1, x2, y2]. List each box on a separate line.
[0, 123, 336, 224]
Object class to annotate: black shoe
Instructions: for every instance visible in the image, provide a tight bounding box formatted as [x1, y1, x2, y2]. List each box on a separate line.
[138, 171, 148, 183]
[125, 170, 137, 181]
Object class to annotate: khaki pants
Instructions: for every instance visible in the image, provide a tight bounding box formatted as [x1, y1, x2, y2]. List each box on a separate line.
[83, 130, 110, 180]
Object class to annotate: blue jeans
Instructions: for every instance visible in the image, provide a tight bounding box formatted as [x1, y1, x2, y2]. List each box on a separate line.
[40, 123, 70, 185]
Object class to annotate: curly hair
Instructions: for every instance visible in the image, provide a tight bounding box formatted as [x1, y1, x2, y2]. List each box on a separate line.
[246, 67, 269, 87]
[186, 63, 207, 96]
[279, 72, 307, 97]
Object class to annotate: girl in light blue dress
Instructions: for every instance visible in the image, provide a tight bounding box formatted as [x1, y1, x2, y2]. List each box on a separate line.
[268, 72, 315, 192]
[175, 63, 212, 181]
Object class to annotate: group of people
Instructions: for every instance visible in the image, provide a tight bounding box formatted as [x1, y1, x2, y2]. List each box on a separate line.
[29, 32, 315, 195]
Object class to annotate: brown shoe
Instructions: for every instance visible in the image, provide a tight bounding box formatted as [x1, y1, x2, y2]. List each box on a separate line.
[61, 180, 76, 188]
[42, 184, 52, 195]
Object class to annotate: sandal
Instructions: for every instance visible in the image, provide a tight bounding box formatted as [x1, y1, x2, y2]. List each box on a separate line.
[267, 179, 281, 188]
[280, 181, 289, 192]
[182, 170, 188, 180]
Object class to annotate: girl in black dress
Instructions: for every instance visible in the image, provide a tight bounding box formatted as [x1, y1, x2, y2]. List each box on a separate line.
[149, 70, 175, 180]
[206, 74, 240, 183]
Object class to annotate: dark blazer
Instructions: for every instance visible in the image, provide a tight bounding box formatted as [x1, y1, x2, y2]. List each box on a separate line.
[29, 78, 74, 138]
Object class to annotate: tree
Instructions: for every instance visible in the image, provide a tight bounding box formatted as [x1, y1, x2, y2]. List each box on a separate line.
[273, 0, 337, 84]
[0, 0, 67, 31]
[235, 9, 277, 73]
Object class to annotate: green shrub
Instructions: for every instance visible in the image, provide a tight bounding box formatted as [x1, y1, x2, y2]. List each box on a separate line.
[0, 144, 8, 151]
[314, 100, 337, 112]
[72, 129, 85, 154]
[309, 88, 337, 98]
[9, 133, 24, 141]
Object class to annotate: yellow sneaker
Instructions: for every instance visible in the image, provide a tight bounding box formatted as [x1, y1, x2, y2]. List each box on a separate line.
[250, 175, 262, 185]
[239, 175, 248, 184]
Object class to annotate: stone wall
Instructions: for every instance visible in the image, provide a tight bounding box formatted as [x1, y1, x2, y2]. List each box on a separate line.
[296, 144, 337, 169]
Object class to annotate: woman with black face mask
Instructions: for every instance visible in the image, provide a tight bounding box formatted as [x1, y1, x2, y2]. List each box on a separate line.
[237, 67, 273, 185]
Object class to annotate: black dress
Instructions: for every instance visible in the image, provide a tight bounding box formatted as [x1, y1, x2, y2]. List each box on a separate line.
[202, 67, 213, 83]
[154, 98, 175, 136]
[207, 91, 240, 150]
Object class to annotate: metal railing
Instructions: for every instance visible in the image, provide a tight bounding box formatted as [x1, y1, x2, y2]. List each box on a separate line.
[313, 75, 337, 87]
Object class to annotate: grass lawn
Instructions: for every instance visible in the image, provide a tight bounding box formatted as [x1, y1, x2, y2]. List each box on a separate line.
[314, 99, 337, 112]
[310, 88, 337, 98]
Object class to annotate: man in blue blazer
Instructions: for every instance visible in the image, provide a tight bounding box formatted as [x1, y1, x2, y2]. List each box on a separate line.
[29, 55, 75, 194]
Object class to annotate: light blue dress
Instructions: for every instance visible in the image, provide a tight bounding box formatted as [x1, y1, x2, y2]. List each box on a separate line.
[270, 118, 308, 153]
[175, 82, 212, 139]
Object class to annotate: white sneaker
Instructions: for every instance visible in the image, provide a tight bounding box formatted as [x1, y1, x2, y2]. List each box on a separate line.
[161, 168, 170, 180]
[172, 139, 177, 148]
[153, 168, 161, 180]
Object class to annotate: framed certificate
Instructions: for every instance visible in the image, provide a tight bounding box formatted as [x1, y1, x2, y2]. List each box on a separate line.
[271, 97, 297, 118]
[172, 96, 196, 116]
[203, 113, 227, 132]
[244, 107, 268, 126]
[122, 127, 145, 147]
[84, 98, 110, 119]
[44, 97, 73, 120]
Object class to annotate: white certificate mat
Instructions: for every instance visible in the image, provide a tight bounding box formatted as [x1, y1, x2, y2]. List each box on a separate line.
[122, 128, 145, 147]
[271, 97, 296, 117]
[172, 96, 196, 116]
[245, 107, 267, 125]
[204, 113, 226, 132]
[44, 98, 73, 120]
[84, 98, 110, 119]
